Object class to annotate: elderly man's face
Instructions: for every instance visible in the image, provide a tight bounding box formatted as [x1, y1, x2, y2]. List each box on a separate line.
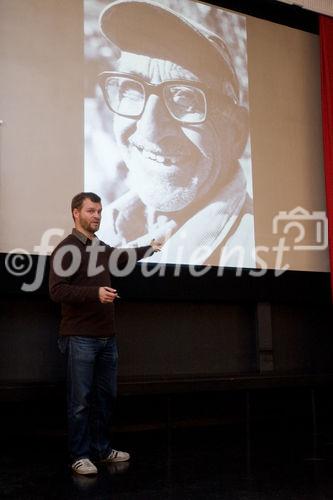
[111, 52, 242, 212]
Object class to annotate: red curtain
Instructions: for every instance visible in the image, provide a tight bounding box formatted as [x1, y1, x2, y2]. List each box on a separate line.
[319, 15, 333, 300]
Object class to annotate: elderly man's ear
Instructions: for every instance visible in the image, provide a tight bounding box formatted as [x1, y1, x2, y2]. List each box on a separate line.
[230, 105, 250, 159]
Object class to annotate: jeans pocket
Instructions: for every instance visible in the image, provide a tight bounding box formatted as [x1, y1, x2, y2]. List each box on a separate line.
[57, 336, 69, 354]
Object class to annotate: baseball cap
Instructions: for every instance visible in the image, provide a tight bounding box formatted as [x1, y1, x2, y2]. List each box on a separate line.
[99, 0, 239, 102]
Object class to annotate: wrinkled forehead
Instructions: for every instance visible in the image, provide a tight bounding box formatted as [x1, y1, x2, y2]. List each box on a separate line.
[115, 51, 216, 85]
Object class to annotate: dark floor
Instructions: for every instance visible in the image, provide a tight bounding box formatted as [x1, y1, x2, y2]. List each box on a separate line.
[1, 388, 333, 499]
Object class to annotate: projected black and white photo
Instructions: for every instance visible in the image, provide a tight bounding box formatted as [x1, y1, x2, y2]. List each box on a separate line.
[84, 0, 254, 267]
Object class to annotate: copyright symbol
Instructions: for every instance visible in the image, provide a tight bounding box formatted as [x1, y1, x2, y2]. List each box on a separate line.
[5, 249, 33, 276]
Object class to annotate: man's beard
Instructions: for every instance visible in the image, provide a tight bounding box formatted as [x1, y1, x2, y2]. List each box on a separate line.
[80, 216, 100, 233]
[127, 167, 202, 211]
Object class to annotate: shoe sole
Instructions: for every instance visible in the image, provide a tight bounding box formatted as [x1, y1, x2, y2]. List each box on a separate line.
[72, 469, 98, 476]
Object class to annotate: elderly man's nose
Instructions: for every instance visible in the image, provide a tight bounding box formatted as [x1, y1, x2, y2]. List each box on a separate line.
[136, 95, 175, 138]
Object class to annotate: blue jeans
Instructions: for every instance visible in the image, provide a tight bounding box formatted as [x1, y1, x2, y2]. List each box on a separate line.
[59, 336, 118, 462]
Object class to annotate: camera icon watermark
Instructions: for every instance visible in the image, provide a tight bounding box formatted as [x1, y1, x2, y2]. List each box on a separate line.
[272, 206, 328, 251]
[269, 206, 329, 276]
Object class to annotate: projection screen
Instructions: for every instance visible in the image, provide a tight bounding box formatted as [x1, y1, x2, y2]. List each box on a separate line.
[84, 0, 328, 272]
[0, 0, 329, 273]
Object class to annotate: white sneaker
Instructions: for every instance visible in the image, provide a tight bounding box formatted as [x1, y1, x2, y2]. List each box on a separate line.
[101, 449, 130, 463]
[71, 458, 98, 475]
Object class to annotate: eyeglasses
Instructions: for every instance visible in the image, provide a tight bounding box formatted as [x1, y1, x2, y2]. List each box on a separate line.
[98, 71, 208, 124]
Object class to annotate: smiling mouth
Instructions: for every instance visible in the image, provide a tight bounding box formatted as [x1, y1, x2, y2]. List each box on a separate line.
[132, 143, 189, 166]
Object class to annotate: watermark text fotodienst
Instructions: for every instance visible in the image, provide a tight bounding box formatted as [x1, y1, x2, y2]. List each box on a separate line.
[4, 207, 328, 292]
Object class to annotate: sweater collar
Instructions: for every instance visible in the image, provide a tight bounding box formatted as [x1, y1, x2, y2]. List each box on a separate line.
[72, 228, 96, 245]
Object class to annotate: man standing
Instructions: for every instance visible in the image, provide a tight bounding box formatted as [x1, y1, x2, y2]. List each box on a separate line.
[49, 192, 160, 475]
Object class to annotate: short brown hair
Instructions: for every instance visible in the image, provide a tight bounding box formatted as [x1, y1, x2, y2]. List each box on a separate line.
[71, 192, 101, 216]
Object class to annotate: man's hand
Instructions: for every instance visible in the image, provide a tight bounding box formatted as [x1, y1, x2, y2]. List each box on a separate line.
[99, 287, 119, 303]
[150, 239, 163, 252]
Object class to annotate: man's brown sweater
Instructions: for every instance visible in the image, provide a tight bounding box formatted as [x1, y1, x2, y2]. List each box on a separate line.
[49, 229, 153, 337]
